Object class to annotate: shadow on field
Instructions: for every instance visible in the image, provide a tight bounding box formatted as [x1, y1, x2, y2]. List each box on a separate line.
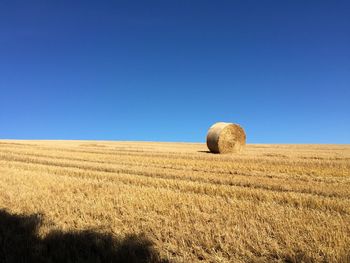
[0, 209, 168, 263]
[197, 150, 212, 154]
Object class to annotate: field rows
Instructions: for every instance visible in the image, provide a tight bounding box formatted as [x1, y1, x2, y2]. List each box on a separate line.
[0, 140, 349, 262]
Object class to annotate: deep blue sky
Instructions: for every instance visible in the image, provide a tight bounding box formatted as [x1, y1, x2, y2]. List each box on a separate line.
[0, 1, 349, 143]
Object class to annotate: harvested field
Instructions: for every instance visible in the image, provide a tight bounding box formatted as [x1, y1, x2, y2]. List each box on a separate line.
[0, 140, 349, 262]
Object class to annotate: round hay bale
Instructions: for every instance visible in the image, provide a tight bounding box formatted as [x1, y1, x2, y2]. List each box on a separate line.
[206, 122, 246, 154]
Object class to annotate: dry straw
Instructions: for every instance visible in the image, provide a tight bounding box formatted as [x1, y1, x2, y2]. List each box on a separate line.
[206, 122, 246, 154]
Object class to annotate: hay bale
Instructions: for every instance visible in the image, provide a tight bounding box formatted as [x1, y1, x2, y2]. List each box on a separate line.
[206, 122, 246, 154]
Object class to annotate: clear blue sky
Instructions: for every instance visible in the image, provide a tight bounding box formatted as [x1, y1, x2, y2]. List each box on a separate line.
[0, 1, 349, 143]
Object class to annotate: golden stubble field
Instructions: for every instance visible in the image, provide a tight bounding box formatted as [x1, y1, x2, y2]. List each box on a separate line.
[0, 140, 349, 262]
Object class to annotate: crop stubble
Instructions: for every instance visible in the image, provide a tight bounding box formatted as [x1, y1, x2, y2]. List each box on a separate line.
[0, 140, 349, 262]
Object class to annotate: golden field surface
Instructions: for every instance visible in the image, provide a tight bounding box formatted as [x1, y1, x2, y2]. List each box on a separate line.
[0, 140, 349, 262]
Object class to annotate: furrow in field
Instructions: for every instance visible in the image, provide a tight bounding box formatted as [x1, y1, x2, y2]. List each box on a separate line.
[2, 143, 349, 168]
[1, 151, 349, 199]
[1, 160, 349, 216]
[2, 148, 348, 185]
[0, 147, 349, 185]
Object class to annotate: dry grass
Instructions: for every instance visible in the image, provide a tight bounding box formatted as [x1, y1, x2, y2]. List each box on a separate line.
[0, 140, 349, 262]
